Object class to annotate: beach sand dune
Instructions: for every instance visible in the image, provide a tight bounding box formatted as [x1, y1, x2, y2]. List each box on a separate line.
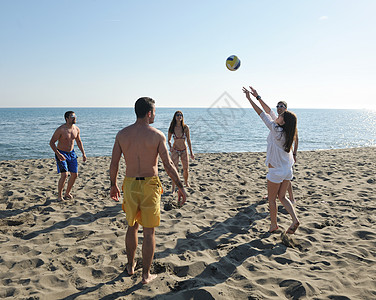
[0, 148, 375, 299]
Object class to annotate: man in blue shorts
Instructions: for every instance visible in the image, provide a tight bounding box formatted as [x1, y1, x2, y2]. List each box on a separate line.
[50, 111, 87, 201]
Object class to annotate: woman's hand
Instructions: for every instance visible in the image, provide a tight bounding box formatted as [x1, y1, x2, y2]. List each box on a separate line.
[249, 86, 259, 98]
[190, 153, 195, 160]
[242, 87, 252, 100]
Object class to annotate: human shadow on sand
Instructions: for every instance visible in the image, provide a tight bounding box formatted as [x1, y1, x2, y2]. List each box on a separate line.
[60, 199, 291, 299]
[156, 201, 268, 259]
[60, 270, 144, 300]
[148, 199, 291, 299]
[0, 198, 61, 219]
[21, 203, 122, 240]
[152, 233, 288, 299]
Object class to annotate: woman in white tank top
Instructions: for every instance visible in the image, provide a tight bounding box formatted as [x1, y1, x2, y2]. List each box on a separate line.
[243, 86, 300, 235]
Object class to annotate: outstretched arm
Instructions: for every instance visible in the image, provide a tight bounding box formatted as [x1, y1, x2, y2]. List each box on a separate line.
[242, 86, 263, 116]
[248, 86, 272, 114]
[109, 136, 122, 201]
[243, 86, 277, 131]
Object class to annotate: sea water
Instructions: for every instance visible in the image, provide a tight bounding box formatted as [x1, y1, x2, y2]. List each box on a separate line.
[0, 107, 375, 161]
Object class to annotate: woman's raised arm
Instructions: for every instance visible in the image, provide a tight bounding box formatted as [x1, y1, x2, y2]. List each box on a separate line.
[242, 86, 262, 116]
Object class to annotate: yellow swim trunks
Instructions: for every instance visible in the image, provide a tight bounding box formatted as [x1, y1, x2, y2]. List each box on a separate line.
[122, 176, 163, 228]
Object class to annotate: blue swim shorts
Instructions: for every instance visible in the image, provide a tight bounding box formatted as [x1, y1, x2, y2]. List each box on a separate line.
[55, 149, 78, 173]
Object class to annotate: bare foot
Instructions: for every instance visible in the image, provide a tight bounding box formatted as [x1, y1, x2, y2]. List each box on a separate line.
[64, 193, 73, 200]
[142, 273, 157, 284]
[290, 198, 296, 205]
[57, 196, 63, 201]
[126, 262, 136, 275]
[286, 221, 300, 234]
[269, 225, 279, 233]
[185, 182, 191, 188]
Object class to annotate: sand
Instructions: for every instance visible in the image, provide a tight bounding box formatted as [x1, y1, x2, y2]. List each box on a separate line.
[0, 147, 375, 299]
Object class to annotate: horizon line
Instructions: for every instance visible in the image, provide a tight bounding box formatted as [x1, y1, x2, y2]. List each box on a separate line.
[0, 106, 375, 110]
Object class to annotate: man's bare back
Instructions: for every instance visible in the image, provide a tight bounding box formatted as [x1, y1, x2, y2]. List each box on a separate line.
[110, 105, 185, 204]
[109, 98, 187, 285]
[116, 123, 163, 177]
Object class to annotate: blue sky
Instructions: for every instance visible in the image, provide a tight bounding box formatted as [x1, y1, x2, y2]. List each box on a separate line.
[0, 0, 375, 109]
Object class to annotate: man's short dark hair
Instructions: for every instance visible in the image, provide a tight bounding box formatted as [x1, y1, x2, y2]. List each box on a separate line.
[64, 111, 75, 121]
[135, 97, 155, 118]
[278, 101, 288, 108]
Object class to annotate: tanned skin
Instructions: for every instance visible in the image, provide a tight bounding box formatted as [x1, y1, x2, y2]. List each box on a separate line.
[50, 113, 86, 200]
[110, 106, 186, 284]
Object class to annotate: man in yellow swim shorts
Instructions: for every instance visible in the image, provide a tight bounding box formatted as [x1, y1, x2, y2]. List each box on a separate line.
[121, 176, 163, 228]
[110, 97, 186, 284]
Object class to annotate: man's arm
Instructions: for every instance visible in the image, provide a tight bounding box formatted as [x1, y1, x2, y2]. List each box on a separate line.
[158, 134, 187, 206]
[49, 129, 65, 161]
[110, 136, 122, 201]
[75, 127, 87, 162]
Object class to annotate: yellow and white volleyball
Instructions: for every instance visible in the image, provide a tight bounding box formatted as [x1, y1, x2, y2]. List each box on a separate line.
[226, 55, 241, 71]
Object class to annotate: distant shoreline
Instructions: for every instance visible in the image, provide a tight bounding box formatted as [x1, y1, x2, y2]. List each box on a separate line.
[1, 107, 376, 110]
[1, 146, 375, 163]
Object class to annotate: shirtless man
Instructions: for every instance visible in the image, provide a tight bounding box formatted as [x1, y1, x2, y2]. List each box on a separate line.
[50, 111, 86, 201]
[110, 97, 186, 284]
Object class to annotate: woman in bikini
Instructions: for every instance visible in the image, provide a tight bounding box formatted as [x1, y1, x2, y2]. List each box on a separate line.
[168, 111, 195, 192]
[242, 86, 300, 234]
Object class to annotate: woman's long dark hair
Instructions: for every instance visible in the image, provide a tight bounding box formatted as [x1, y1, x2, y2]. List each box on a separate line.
[280, 111, 297, 153]
[168, 111, 187, 134]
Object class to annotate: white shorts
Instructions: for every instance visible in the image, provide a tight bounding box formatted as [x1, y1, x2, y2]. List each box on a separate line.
[267, 167, 293, 184]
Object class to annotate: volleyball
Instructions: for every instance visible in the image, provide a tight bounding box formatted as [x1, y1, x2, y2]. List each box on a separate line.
[226, 55, 241, 71]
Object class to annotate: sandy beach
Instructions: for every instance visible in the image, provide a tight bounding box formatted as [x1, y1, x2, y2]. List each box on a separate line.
[0, 147, 375, 299]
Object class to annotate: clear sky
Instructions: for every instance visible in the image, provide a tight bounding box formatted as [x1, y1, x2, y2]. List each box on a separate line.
[0, 0, 375, 109]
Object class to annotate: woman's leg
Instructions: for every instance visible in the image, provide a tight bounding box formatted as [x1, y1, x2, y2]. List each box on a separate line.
[278, 180, 299, 233]
[170, 150, 179, 192]
[181, 149, 190, 187]
[287, 181, 295, 204]
[267, 180, 280, 232]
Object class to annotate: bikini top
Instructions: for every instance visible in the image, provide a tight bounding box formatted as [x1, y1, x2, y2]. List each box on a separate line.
[173, 129, 186, 140]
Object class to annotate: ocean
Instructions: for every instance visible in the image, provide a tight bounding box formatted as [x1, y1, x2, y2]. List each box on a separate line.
[0, 107, 376, 161]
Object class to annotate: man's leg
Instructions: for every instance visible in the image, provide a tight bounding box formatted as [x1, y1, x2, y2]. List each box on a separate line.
[64, 172, 78, 199]
[142, 227, 157, 284]
[58, 172, 68, 201]
[126, 223, 139, 275]
[267, 180, 280, 232]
